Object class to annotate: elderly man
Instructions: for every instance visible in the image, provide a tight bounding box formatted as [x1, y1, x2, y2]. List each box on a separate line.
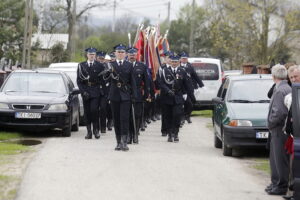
[266, 64, 292, 196]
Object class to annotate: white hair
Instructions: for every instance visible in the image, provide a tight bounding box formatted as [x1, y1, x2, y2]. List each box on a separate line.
[288, 65, 300, 75]
[272, 64, 287, 80]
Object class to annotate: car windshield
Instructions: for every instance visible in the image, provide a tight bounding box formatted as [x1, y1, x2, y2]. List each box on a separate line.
[2, 72, 67, 94]
[64, 71, 77, 87]
[227, 79, 273, 102]
[191, 63, 219, 80]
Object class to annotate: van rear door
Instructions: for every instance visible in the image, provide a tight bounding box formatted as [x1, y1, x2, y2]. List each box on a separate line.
[190, 62, 223, 102]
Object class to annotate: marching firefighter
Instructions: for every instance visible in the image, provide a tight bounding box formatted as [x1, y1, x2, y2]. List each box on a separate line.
[180, 51, 204, 123]
[160, 53, 196, 142]
[105, 44, 137, 151]
[77, 47, 106, 139]
[127, 47, 150, 144]
[155, 51, 172, 136]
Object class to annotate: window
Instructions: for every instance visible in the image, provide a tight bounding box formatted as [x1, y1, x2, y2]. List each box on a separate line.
[191, 63, 219, 80]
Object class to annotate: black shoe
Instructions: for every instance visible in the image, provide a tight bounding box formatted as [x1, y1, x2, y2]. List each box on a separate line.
[168, 134, 173, 142]
[115, 143, 122, 151]
[186, 117, 192, 123]
[85, 125, 92, 139]
[121, 135, 129, 151]
[93, 129, 100, 139]
[267, 188, 287, 195]
[155, 115, 161, 120]
[283, 195, 294, 200]
[141, 127, 145, 131]
[151, 117, 156, 122]
[265, 184, 273, 192]
[101, 129, 106, 134]
[146, 119, 151, 124]
[162, 132, 167, 137]
[133, 134, 138, 144]
[107, 120, 113, 131]
[174, 135, 179, 142]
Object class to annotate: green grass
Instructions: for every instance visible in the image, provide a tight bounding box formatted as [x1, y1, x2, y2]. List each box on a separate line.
[191, 110, 213, 118]
[0, 143, 29, 155]
[253, 159, 270, 174]
[0, 132, 22, 141]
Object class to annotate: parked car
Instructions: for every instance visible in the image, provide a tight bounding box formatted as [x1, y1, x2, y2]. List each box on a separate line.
[0, 70, 80, 136]
[212, 74, 273, 156]
[188, 57, 224, 110]
[224, 70, 242, 77]
[49, 62, 78, 68]
[46, 67, 85, 125]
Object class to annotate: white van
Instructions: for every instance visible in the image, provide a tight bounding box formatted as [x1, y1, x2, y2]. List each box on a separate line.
[49, 62, 78, 68]
[188, 57, 224, 110]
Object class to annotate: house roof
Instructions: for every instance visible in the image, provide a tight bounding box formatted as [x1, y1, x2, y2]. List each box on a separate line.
[32, 33, 69, 50]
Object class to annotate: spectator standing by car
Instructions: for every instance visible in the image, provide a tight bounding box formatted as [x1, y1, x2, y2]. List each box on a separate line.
[77, 47, 106, 140]
[266, 64, 292, 196]
[282, 65, 300, 200]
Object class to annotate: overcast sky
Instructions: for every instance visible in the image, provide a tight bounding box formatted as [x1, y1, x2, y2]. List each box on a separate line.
[78, 0, 205, 25]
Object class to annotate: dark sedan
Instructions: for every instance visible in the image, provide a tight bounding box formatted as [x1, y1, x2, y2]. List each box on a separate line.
[0, 70, 80, 136]
[212, 74, 273, 156]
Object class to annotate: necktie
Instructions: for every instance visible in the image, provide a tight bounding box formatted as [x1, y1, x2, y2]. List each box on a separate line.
[89, 63, 92, 67]
[173, 69, 176, 75]
[119, 61, 122, 66]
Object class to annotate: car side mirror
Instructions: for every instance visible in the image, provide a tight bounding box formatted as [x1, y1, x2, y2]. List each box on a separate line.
[212, 97, 224, 104]
[71, 88, 80, 95]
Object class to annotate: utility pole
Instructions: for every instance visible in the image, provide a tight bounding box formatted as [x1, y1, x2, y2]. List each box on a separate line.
[22, 0, 33, 69]
[167, 1, 170, 25]
[70, 0, 77, 60]
[189, 0, 195, 56]
[112, 0, 116, 32]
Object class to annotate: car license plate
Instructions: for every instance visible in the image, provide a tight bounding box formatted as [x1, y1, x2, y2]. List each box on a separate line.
[15, 112, 41, 119]
[256, 132, 269, 139]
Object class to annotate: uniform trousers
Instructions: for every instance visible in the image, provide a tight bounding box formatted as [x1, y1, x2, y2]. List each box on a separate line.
[129, 102, 143, 137]
[83, 97, 100, 129]
[164, 103, 184, 133]
[99, 97, 107, 130]
[270, 127, 289, 190]
[184, 96, 193, 118]
[111, 101, 131, 142]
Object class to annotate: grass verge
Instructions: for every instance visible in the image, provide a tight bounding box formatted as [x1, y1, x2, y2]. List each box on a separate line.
[0, 132, 23, 141]
[191, 110, 212, 118]
[253, 159, 270, 174]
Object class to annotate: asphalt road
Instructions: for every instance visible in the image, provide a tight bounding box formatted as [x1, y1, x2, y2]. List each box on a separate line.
[16, 117, 281, 200]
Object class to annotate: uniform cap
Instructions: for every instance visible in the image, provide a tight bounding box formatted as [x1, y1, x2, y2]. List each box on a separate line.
[85, 47, 97, 53]
[127, 47, 138, 54]
[96, 51, 106, 57]
[114, 44, 127, 50]
[180, 51, 189, 58]
[169, 54, 180, 61]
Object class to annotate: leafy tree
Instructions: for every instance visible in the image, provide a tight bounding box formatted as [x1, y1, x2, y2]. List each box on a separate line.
[50, 43, 69, 63]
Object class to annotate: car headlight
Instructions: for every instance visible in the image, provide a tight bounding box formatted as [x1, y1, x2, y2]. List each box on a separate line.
[0, 103, 9, 109]
[48, 103, 68, 111]
[228, 120, 252, 127]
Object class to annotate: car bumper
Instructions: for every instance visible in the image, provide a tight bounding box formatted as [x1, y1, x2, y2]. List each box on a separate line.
[194, 100, 214, 110]
[223, 125, 268, 148]
[0, 110, 71, 130]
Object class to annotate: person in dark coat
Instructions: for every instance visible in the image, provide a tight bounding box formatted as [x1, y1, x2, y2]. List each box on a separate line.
[106, 44, 137, 151]
[96, 51, 110, 133]
[155, 51, 172, 136]
[159, 54, 196, 142]
[266, 64, 291, 196]
[126, 47, 150, 144]
[77, 47, 106, 139]
[180, 51, 204, 123]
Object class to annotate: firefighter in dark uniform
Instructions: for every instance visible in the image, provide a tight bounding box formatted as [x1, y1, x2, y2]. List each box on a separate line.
[180, 52, 204, 123]
[104, 55, 114, 131]
[96, 51, 109, 133]
[160, 54, 196, 142]
[156, 51, 172, 136]
[127, 47, 150, 144]
[106, 44, 137, 151]
[77, 47, 106, 139]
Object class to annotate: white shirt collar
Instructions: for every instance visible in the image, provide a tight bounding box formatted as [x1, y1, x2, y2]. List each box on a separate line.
[87, 60, 94, 66]
[116, 59, 124, 64]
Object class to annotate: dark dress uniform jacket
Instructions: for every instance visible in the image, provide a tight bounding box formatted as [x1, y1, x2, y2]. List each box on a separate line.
[181, 62, 204, 89]
[108, 60, 137, 102]
[160, 66, 195, 105]
[77, 61, 106, 98]
[132, 61, 150, 102]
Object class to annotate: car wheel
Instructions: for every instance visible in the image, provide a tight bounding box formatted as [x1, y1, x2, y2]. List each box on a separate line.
[222, 128, 232, 156]
[71, 112, 79, 132]
[62, 115, 72, 137]
[214, 134, 222, 149]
